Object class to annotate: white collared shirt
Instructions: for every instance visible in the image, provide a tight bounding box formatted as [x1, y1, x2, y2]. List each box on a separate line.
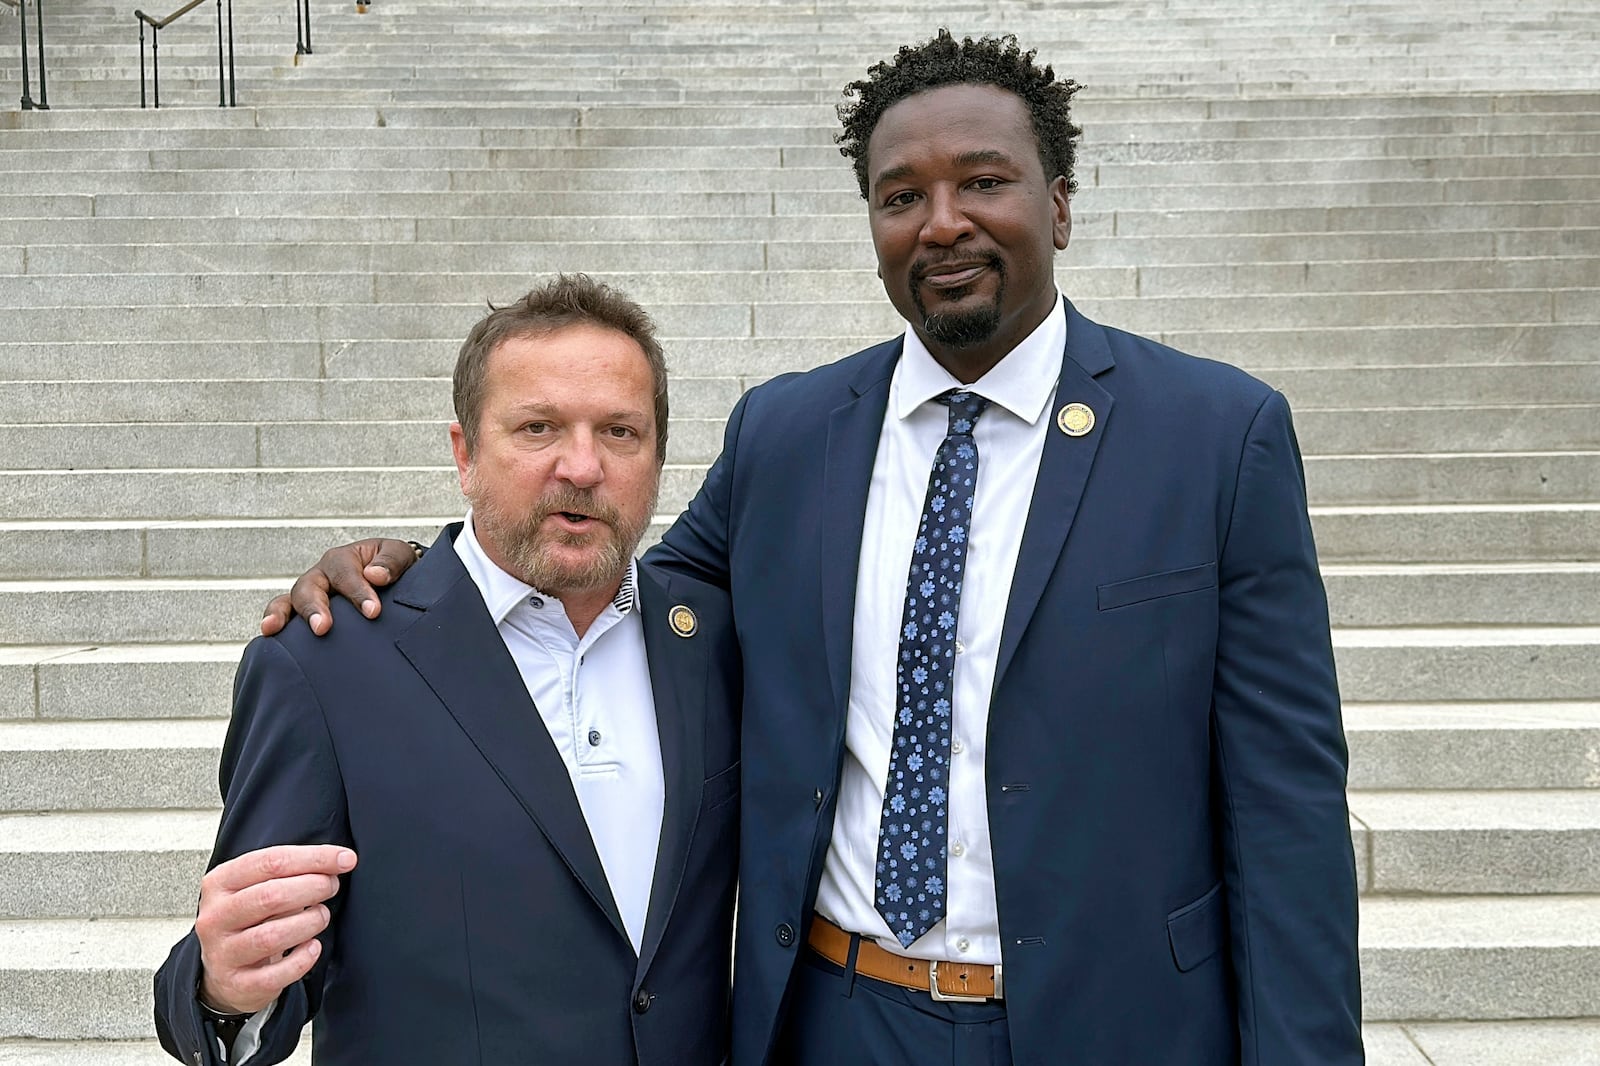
[814, 294, 1065, 965]
[454, 514, 665, 955]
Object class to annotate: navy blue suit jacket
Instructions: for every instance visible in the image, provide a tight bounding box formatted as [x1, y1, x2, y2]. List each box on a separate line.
[155, 526, 741, 1066]
[651, 300, 1362, 1065]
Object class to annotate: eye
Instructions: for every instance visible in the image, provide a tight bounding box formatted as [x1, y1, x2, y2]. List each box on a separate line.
[970, 177, 1004, 191]
[883, 190, 918, 208]
[606, 425, 638, 439]
[522, 421, 550, 434]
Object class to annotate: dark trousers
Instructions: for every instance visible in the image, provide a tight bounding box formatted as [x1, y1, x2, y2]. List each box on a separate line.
[774, 948, 1013, 1066]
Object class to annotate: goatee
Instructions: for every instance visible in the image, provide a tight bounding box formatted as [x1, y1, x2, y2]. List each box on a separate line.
[912, 257, 1005, 349]
[467, 476, 654, 598]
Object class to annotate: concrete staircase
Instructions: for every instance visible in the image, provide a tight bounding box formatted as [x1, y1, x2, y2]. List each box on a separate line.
[3, 2, 1599, 1063]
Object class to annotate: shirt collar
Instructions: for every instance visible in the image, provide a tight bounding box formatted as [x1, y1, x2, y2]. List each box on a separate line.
[893, 292, 1065, 426]
[453, 511, 637, 626]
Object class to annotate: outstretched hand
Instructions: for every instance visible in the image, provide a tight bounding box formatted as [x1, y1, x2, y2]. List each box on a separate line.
[260, 538, 420, 637]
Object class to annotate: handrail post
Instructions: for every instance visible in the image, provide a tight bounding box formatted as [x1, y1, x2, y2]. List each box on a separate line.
[136, 14, 146, 108]
[17, 0, 36, 110]
[300, 0, 312, 55]
[32, 0, 46, 107]
[226, 0, 235, 106]
[214, 0, 223, 106]
[152, 22, 160, 108]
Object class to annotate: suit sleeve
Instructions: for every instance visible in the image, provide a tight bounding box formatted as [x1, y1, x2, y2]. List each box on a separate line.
[646, 388, 753, 588]
[1210, 390, 1363, 1064]
[154, 636, 352, 1066]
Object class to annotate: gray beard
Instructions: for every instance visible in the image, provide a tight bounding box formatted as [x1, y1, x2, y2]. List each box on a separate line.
[467, 478, 654, 599]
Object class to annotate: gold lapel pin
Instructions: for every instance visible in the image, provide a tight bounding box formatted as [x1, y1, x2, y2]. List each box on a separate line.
[1057, 402, 1095, 437]
[668, 605, 698, 638]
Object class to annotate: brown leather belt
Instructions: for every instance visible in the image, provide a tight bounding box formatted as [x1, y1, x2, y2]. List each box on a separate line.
[807, 914, 1004, 1002]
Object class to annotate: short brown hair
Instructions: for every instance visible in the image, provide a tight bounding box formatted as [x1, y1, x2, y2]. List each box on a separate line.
[453, 274, 669, 462]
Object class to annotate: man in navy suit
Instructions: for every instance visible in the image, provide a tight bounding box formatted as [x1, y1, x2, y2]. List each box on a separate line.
[157, 275, 741, 1065]
[267, 30, 1361, 1066]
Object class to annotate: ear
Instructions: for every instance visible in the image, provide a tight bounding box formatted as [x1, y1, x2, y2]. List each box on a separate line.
[1050, 175, 1072, 251]
[449, 422, 473, 493]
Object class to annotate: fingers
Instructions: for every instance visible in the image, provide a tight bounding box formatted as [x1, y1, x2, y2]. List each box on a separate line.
[205, 844, 356, 895]
[200, 913, 328, 1015]
[318, 540, 390, 627]
[195, 845, 356, 1015]
[259, 593, 294, 637]
[362, 539, 421, 594]
[203, 935, 323, 1015]
[287, 565, 338, 636]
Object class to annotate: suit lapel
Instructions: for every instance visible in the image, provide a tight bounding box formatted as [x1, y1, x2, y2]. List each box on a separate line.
[821, 340, 900, 716]
[994, 304, 1117, 687]
[634, 566, 708, 976]
[393, 532, 628, 945]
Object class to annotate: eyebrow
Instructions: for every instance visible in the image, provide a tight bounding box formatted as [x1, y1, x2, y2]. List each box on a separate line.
[506, 402, 648, 422]
[872, 149, 1022, 192]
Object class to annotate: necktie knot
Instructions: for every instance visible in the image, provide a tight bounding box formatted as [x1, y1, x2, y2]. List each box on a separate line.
[937, 389, 990, 436]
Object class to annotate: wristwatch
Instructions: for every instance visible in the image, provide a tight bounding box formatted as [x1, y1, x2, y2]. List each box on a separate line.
[198, 997, 251, 1050]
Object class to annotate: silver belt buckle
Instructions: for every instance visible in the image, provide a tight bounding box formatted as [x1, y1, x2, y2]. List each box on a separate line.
[928, 960, 994, 1003]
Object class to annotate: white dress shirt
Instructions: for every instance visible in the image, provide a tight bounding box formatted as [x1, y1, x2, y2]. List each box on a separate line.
[454, 513, 665, 955]
[814, 295, 1065, 965]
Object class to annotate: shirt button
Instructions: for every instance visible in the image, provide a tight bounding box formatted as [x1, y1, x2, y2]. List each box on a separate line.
[951, 739, 965, 755]
[951, 841, 966, 858]
[529, 596, 544, 609]
[775, 923, 796, 947]
[955, 640, 965, 655]
[957, 937, 971, 953]
[588, 729, 602, 747]
[633, 989, 652, 1014]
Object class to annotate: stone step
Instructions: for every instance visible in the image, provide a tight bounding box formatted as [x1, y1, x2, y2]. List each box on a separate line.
[10, 231, 1588, 279]
[7, 258, 1597, 307]
[0, 719, 226, 812]
[6, 556, 1596, 640]
[3, 792, 1594, 919]
[1373, 1020, 1600, 1065]
[1343, 701, 1600, 790]
[2, 896, 1595, 1036]
[1311, 504, 1600, 564]
[2, 627, 1596, 724]
[0, 1038, 311, 1064]
[2, 405, 1591, 472]
[1360, 895, 1600, 1021]
[0, 810, 215, 918]
[1333, 626, 1600, 703]
[0, 322, 1590, 385]
[1349, 790, 1600, 895]
[6, 143, 1599, 179]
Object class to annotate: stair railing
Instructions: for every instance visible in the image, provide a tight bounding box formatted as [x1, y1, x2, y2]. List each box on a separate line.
[4, 0, 49, 110]
[135, 0, 236, 109]
[295, 0, 311, 56]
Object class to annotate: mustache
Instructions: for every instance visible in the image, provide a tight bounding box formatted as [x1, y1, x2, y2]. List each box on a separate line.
[536, 486, 619, 526]
[910, 251, 1003, 283]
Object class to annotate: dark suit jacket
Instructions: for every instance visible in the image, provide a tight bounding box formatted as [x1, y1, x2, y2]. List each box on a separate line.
[650, 299, 1362, 1066]
[155, 525, 741, 1066]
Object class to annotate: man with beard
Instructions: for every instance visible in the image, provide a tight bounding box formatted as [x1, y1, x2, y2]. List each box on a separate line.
[154, 274, 741, 1066]
[265, 32, 1362, 1066]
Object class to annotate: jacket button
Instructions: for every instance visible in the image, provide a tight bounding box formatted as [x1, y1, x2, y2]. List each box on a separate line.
[633, 989, 652, 1013]
[775, 922, 796, 947]
[813, 787, 824, 808]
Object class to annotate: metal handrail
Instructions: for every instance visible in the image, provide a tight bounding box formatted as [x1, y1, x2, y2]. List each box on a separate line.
[5, 0, 49, 110]
[135, 0, 235, 108]
[295, 0, 311, 55]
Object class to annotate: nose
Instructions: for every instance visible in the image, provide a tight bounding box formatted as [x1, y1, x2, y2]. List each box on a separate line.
[919, 186, 974, 246]
[553, 429, 604, 488]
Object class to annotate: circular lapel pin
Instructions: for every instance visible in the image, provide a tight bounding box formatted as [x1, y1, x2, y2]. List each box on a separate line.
[668, 605, 698, 638]
[1057, 402, 1095, 437]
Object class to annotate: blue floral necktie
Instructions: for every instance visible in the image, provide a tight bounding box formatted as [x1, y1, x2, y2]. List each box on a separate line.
[875, 389, 990, 948]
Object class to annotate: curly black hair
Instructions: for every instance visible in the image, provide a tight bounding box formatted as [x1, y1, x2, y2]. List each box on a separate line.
[836, 29, 1084, 201]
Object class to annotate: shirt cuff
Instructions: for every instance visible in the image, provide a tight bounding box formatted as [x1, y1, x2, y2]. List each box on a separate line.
[215, 999, 276, 1065]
